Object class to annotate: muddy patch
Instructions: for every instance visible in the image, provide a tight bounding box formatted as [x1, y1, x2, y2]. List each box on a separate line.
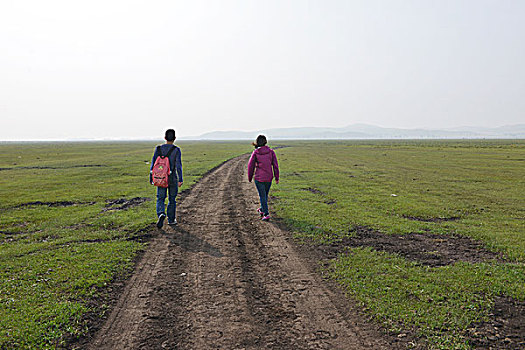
[0, 164, 107, 171]
[0, 230, 27, 236]
[467, 296, 525, 349]
[302, 187, 326, 195]
[315, 226, 503, 267]
[16, 201, 96, 208]
[103, 197, 150, 211]
[0, 230, 27, 244]
[402, 215, 461, 223]
[288, 171, 303, 177]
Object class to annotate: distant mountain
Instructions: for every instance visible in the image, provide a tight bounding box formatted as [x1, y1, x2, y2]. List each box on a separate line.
[187, 124, 525, 140]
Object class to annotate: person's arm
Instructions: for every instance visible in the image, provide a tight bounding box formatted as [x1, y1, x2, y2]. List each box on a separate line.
[247, 151, 256, 182]
[150, 147, 159, 171]
[176, 148, 183, 186]
[150, 146, 159, 183]
[272, 150, 279, 183]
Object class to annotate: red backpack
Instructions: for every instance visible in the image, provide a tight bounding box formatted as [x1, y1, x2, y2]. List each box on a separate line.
[151, 146, 176, 188]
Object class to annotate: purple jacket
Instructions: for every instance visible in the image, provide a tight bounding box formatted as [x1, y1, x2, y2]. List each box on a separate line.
[247, 146, 279, 183]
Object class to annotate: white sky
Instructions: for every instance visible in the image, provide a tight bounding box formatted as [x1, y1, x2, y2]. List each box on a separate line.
[1, 0, 524, 140]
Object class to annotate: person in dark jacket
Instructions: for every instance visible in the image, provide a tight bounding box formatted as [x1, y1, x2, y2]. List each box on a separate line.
[150, 129, 183, 228]
[247, 135, 279, 221]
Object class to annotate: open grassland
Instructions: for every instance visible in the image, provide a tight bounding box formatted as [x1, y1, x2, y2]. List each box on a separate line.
[1, 139, 524, 349]
[272, 139, 525, 349]
[0, 141, 248, 349]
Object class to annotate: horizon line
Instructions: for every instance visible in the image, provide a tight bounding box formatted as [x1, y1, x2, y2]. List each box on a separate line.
[2, 122, 524, 142]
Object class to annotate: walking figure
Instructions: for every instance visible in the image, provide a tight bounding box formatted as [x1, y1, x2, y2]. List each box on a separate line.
[150, 129, 183, 228]
[247, 135, 279, 221]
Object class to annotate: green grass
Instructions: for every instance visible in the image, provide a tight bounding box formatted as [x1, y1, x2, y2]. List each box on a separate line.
[2, 139, 524, 349]
[329, 249, 524, 349]
[272, 139, 525, 349]
[0, 141, 248, 349]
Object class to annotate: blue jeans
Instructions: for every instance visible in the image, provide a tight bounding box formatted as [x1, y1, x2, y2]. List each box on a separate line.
[254, 180, 272, 216]
[156, 183, 178, 223]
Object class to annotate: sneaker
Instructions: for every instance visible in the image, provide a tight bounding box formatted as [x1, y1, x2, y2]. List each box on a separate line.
[257, 208, 264, 217]
[168, 219, 177, 226]
[156, 213, 166, 228]
[262, 215, 270, 221]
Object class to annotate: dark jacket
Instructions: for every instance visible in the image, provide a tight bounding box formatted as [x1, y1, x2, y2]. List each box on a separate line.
[150, 144, 183, 183]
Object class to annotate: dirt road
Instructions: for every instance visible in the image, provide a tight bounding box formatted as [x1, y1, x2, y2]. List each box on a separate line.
[87, 155, 395, 350]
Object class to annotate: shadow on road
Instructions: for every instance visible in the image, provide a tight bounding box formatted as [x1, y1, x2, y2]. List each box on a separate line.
[164, 227, 224, 258]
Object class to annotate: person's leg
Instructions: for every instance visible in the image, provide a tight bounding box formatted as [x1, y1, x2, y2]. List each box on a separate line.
[254, 180, 269, 216]
[263, 181, 272, 215]
[156, 186, 167, 228]
[156, 186, 167, 217]
[167, 183, 178, 223]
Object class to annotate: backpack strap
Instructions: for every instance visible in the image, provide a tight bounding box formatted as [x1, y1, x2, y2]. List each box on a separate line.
[165, 146, 177, 178]
[158, 145, 177, 158]
[166, 145, 177, 158]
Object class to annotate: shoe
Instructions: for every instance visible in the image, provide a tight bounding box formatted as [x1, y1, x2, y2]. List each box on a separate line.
[257, 208, 264, 217]
[156, 213, 166, 228]
[168, 219, 177, 226]
[262, 215, 270, 221]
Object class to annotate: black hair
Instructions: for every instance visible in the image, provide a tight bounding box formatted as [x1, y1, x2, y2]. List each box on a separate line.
[165, 129, 176, 142]
[252, 134, 267, 148]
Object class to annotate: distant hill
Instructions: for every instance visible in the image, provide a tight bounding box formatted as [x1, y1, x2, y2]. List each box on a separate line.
[186, 124, 525, 140]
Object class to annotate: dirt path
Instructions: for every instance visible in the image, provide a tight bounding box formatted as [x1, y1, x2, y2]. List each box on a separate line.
[87, 155, 396, 350]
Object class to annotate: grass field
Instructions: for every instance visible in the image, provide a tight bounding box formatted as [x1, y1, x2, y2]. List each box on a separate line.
[271, 139, 525, 349]
[0, 141, 248, 349]
[1, 139, 524, 349]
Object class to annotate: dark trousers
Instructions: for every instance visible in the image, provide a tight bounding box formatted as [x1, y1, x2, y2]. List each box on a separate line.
[156, 183, 178, 223]
[254, 180, 272, 216]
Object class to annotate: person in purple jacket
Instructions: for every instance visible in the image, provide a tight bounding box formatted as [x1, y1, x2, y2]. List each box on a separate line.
[247, 135, 279, 221]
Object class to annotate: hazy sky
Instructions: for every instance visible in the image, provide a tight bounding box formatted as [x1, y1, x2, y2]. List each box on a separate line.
[1, 0, 524, 140]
